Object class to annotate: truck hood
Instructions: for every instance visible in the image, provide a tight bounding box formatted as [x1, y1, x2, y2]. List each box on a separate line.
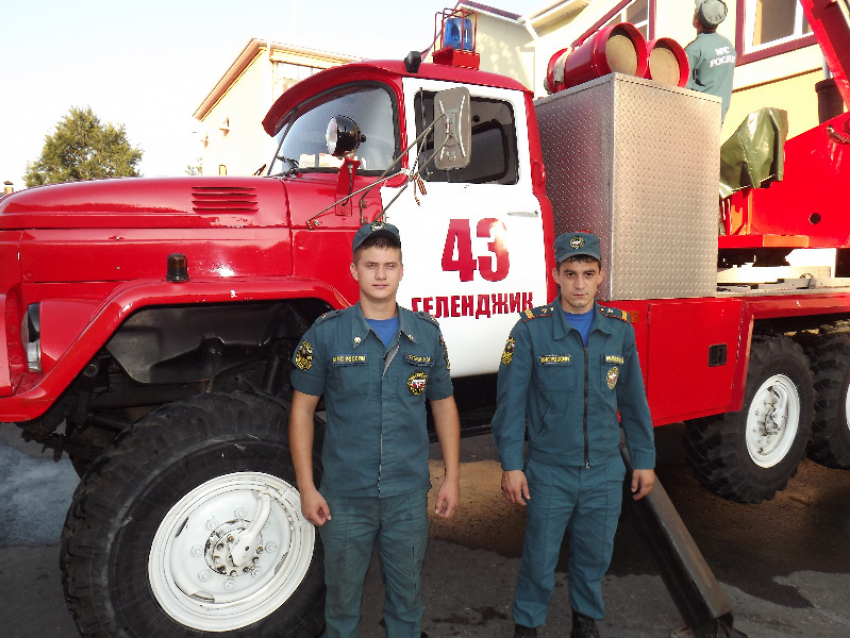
[0, 176, 288, 230]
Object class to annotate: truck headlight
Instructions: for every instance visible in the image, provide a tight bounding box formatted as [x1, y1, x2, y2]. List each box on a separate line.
[21, 303, 41, 373]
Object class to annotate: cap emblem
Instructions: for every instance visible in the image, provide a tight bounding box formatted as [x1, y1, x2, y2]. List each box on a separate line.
[570, 236, 584, 250]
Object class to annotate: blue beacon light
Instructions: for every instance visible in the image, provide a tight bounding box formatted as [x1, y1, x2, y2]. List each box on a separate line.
[443, 17, 474, 51]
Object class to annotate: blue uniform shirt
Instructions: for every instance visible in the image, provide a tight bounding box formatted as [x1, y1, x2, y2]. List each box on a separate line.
[493, 302, 655, 472]
[291, 303, 453, 498]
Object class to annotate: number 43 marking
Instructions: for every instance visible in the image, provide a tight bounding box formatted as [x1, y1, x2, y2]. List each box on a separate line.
[442, 218, 509, 282]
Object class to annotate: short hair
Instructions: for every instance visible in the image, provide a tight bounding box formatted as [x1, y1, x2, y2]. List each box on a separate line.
[353, 236, 402, 262]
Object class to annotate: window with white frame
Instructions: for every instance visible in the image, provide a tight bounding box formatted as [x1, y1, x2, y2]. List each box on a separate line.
[605, 0, 649, 40]
[743, 0, 812, 53]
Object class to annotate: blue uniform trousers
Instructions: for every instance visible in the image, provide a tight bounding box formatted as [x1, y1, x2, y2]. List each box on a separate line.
[513, 457, 625, 628]
[319, 491, 429, 638]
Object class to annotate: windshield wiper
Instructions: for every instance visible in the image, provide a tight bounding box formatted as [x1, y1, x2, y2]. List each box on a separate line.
[274, 155, 300, 176]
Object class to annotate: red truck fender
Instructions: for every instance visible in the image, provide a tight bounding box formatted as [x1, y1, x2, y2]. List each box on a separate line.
[3, 278, 347, 421]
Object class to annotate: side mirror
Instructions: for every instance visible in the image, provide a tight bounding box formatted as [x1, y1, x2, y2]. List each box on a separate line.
[433, 87, 471, 170]
[326, 116, 366, 157]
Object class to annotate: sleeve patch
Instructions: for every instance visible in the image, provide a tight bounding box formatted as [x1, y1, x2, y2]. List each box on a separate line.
[440, 335, 451, 370]
[501, 337, 516, 365]
[295, 340, 314, 370]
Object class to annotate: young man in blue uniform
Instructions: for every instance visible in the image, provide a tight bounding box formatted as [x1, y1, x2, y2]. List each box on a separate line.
[685, 0, 736, 124]
[289, 221, 461, 638]
[493, 231, 656, 638]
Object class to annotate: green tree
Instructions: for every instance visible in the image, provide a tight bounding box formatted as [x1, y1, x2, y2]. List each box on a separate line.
[185, 158, 203, 176]
[24, 106, 143, 187]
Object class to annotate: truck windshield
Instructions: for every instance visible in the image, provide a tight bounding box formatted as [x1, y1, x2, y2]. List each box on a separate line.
[269, 83, 398, 176]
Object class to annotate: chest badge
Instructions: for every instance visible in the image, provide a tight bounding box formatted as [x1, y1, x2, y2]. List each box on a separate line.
[606, 366, 619, 389]
[501, 337, 516, 365]
[408, 371, 427, 395]
[295, 340, 313, 371]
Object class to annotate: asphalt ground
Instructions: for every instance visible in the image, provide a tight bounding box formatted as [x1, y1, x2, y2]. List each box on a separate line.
[2, 423, 850, 638]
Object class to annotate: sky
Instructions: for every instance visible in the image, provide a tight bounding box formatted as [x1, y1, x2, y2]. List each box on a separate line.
[0, 0, 547, 187]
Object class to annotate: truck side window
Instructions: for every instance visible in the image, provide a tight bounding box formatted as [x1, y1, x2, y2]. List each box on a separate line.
[414, 92, 518, 185]
[269, 83, 399, 175]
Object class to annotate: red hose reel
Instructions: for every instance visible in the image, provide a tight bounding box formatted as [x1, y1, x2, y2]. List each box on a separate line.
[546, 23, 689, 93]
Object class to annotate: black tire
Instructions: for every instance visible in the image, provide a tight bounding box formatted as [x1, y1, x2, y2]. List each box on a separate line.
[804, 333, 850, 469]
[60, 391, 324, 638]
[684, 335, 814, 503]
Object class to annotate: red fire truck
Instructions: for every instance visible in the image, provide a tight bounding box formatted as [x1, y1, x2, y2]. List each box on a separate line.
[0, 2, 847, 636]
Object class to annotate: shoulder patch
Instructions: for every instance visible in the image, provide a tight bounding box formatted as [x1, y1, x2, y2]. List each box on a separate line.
[522, 305, 555, 321]
[315, 309, 343, 325]
[597, 305, 630, 323]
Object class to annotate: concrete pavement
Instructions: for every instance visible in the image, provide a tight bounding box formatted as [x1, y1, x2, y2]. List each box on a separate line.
[2, 424, 849, 637]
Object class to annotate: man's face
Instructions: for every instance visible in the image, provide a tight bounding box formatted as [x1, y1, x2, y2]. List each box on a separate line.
[350, 245, 403, 304]
[552, 258, 605, 314]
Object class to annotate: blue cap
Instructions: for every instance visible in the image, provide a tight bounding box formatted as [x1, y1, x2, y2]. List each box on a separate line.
[352, 221, 402, 254]
[554, 231, 601, 263]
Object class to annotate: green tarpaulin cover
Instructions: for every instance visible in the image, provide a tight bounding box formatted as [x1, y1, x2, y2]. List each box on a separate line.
[719, 107, 789, 199]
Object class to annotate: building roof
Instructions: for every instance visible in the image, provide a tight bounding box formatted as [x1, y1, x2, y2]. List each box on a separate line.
[457, 1, 522, 22]
[522, 0, 592, 29]
[455, 1, 592, 34]
[193, 39, 361, 121]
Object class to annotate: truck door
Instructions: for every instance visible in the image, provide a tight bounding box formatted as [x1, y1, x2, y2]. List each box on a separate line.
[385, 79, 548, 377]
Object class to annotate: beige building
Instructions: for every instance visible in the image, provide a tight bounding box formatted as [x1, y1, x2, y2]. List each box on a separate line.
[464, 0, 842, 141]
[193, 40, 360, 176]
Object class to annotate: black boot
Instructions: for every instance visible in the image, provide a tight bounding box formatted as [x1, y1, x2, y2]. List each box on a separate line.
[513, 623, 537, 638]
[570, 610, 601, 638]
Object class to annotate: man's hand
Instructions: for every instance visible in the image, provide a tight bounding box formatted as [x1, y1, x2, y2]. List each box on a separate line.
[431, 396, 461, 519]
[434, 476, 460, 519]
[300, 486, 332, 526]
[631, 468, 655, 501]
[501, 469, 530, 506]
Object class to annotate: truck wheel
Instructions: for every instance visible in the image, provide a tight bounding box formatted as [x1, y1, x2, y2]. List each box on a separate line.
[60, 391, 324, 638]
[685, 335, 814, 503]
[805, 333, 850, 469]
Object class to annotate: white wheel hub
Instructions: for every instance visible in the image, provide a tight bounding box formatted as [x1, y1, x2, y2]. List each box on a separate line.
[149, 472, 315, 631]
[746, 374, 800, 468]
[844, 380, 850, 429]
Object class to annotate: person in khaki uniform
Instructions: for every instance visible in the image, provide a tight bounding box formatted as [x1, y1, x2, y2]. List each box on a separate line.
[493, 231, 656, 638]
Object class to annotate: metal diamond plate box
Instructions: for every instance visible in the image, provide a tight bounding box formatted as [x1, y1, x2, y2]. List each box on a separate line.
[535, 73, 721, 300]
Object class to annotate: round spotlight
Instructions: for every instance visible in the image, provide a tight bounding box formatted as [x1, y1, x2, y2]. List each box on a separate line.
[326, 116, 365, 157]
